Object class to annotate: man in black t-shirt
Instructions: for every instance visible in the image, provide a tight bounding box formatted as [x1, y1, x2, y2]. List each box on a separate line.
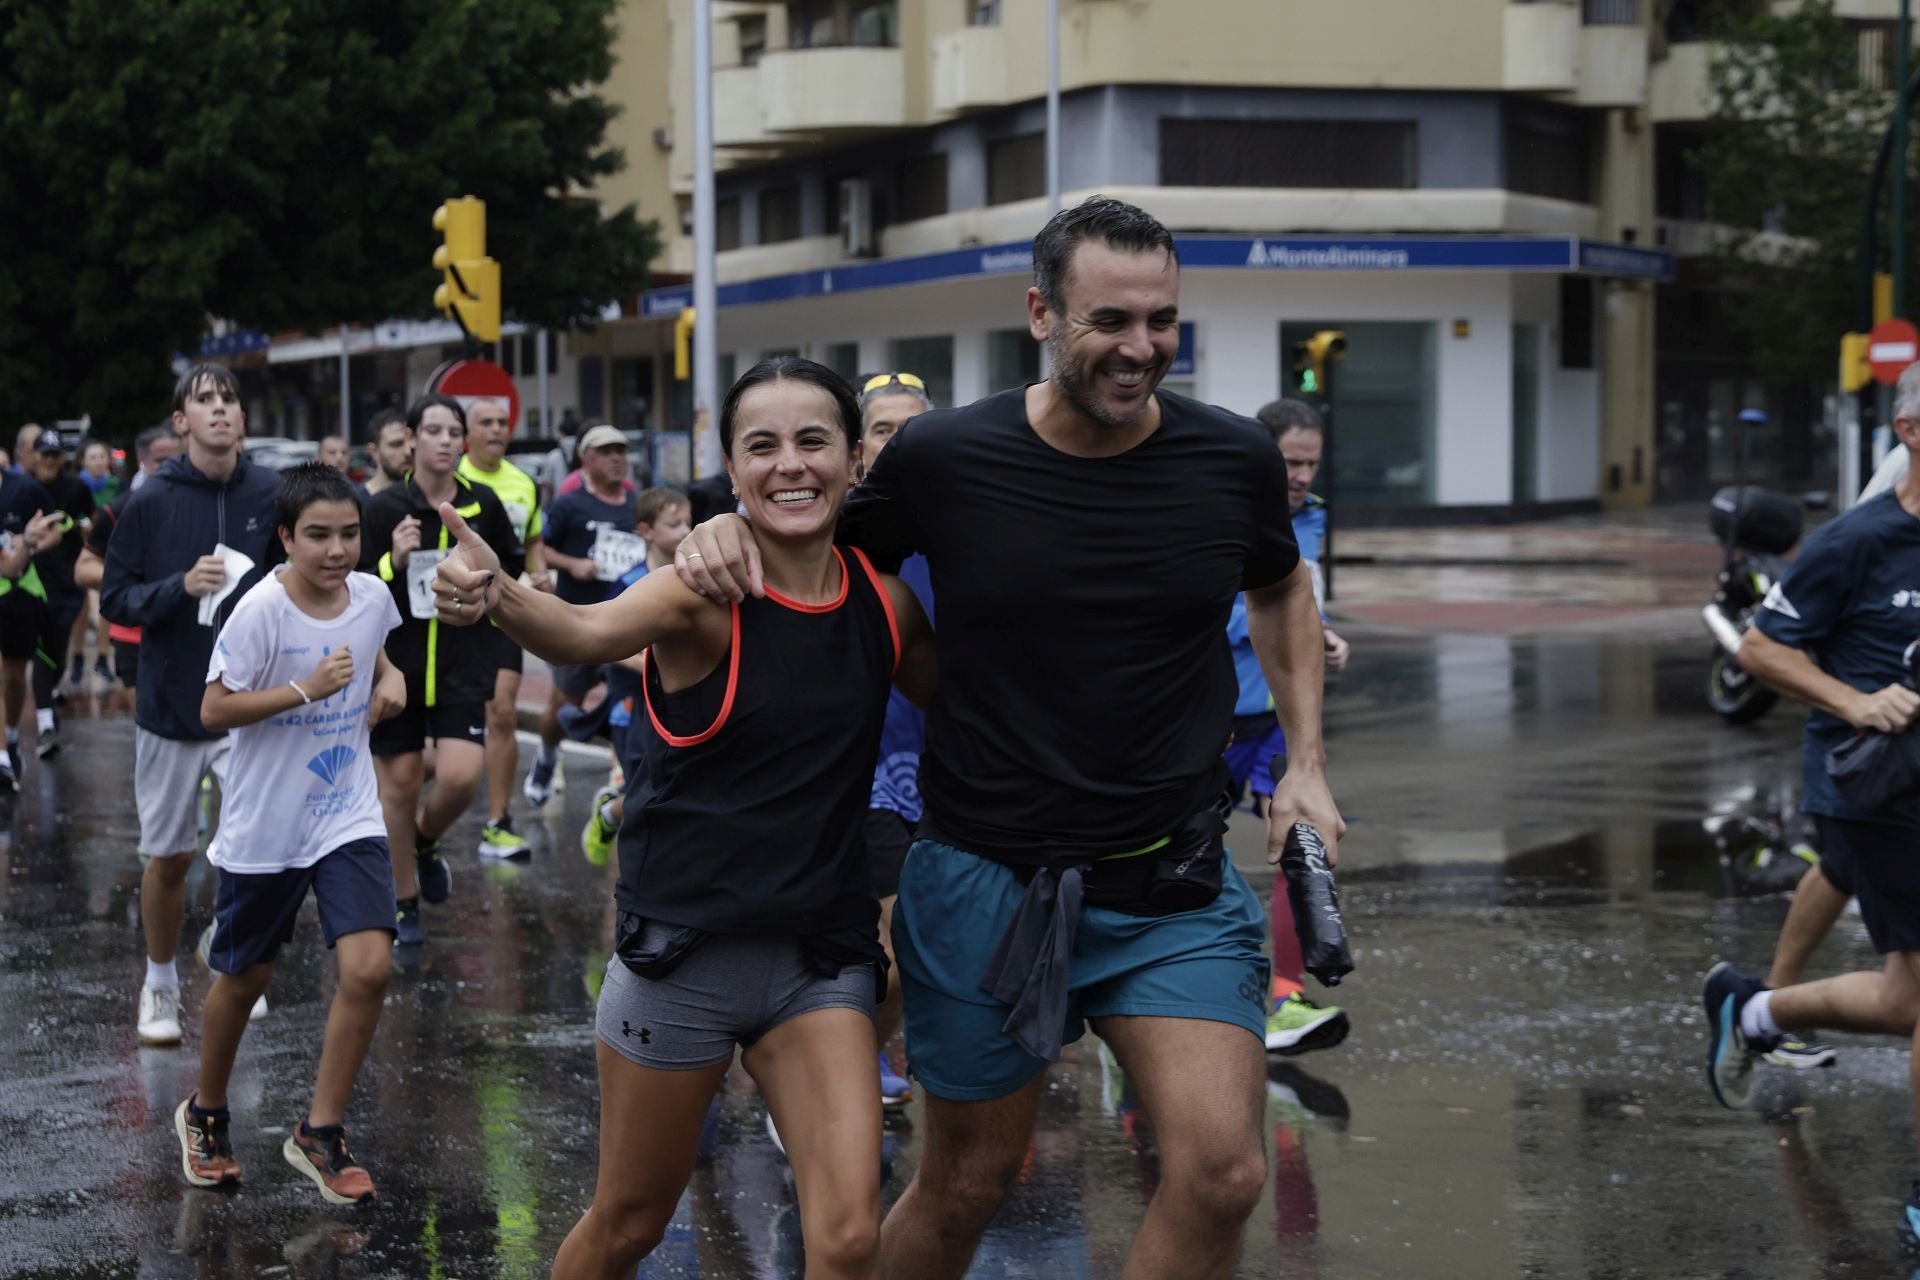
[25, 429, 95, 758]
[523, 423, 642, 808]
[676, 197, 1342, 1278]
[0, 468, 59, 790]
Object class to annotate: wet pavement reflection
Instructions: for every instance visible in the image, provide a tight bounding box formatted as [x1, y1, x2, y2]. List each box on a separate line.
[7, 632, 1920, 1278]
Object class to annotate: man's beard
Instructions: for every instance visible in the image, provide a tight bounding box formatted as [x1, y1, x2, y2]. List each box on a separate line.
[1046, 328, 1157, 430]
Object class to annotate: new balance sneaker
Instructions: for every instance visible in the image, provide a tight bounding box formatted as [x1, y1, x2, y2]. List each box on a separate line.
[477, 816, 530, 860]
[523, 746, 561, 807]
[138, 982, 183, 1046]
[35, 726, 58, 760]
[283, 1119, 375, 1204]
[1703, 961, 1778, 1108]
[1764, 1036, 1837, 1070]
[414, 837, 451, 904]
[879, 1052, 912, 1109]
[194, 925, 268, 1020]
[394, 897, 424, 946]
[175, 1096, 241, 1188]
[581, 785, 620, 867]
[1264, 992, 1350, 1056]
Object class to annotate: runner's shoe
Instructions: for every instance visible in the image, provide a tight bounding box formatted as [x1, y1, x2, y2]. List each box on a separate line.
[1703, 961, 1777, 1108]
[879, 1052, 912, 1109]
[1764, 1036, 1837, 1069]
[67, 655, 84, 688]
[523, 746, 560, 807]
[477, 816, 530, 860]
[138, 982, 183, 1046]
[175, 1096, 241, 1187]
[394, 897, 424, 946]
[195, 925, 269, 1020]
[0, 753, 16, 795]
[92, 654, 114, 687]
[283, 1119, 376, 1204]
[1264, 992, 1350, 1056]
[1899, 1180, 1920, 1254]
[36, 727, 58, 760]
[415, 837, 451, 904]
[581, 784, 620, 867]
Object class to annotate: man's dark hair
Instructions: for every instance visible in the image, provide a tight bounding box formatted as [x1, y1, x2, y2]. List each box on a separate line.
[367, 407, 406, 439]
[276, 463, 359, 533]
[1032, 196, 1178, 313]
[405, 393, 467, 434]
[134, 423, 174, 461]
[1255, 398, 1325, 444]
[718, 357, 860, 456]
[171, 362, 241, 414]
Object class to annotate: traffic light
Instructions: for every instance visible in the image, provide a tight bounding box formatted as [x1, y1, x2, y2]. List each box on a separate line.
[1841, 331, 1872, 393]
[674, 307, 697, 380]
[432, 196, 501, 343]
[1290, 329, 1347, 398]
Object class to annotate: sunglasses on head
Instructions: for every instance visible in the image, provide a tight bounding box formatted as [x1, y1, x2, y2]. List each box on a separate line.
[862, 372, 926, 394]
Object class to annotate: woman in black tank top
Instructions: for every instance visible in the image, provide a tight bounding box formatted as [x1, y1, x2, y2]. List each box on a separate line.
[431, 359, 935, 1280]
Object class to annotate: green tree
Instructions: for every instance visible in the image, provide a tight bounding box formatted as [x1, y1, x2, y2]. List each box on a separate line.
[1694, 0, 1897, 387]
[0, 0, 660, 431]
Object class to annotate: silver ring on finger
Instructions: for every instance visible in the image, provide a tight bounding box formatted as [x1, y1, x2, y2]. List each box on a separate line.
[685, 552, 704, 560]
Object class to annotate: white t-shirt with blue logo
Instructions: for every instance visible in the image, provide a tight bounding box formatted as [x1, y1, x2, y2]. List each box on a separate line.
[205, 567, 403, 872]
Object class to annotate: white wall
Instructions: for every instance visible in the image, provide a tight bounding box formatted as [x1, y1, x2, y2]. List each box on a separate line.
[1513, 274, 1602, 502]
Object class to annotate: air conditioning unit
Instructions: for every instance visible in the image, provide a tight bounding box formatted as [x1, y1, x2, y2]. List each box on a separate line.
[840, 178, 875, 258]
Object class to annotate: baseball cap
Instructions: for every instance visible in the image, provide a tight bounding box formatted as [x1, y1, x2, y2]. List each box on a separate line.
[579, 424, 627, 453]
[35, 429, 69, 454]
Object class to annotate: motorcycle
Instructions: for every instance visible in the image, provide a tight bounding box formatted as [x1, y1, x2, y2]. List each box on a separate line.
[1701, 484, 1805, 723]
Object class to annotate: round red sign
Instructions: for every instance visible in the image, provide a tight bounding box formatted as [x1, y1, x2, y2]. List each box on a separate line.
[1869, 318, 1920, 386]
[426, 358, 520, 429]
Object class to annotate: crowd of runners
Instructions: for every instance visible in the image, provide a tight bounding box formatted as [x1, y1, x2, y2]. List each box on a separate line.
[3, 197, 1364, 1275]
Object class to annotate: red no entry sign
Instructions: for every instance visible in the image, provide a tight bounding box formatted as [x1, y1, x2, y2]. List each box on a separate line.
[426, 358, 520, 429]
[1869, 318, 1920, 386]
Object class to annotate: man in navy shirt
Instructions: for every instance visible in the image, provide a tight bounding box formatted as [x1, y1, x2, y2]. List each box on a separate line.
[1702, 362, 1920, 1245]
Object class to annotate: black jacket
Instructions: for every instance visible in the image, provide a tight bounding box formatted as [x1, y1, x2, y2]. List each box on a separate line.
[359, 473, 515, 709]
[100, 452, 280, 740]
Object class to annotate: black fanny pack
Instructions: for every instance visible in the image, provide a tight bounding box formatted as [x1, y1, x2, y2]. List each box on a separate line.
[1025, 793, 1230, 918]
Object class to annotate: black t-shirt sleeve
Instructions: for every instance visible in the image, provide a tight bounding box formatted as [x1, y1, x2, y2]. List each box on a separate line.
[838, 421, 918, 573]
[1242, 435, 1300, 591]
[1756, 519, 1858, 650]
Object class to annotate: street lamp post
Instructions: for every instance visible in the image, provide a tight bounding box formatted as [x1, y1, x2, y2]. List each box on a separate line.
[692, 0, 719, 479]
[1046, 0, 1061, 214]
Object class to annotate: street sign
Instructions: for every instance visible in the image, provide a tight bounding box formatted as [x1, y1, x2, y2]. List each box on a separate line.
[1869, 318, 1920, 385]
[426, 358, 520, 429]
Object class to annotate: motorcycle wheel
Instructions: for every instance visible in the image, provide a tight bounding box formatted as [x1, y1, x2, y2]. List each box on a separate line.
[1707, 649, 1778, 723]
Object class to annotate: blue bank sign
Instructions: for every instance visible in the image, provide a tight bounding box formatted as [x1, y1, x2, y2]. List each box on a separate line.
[638, 233, 1671, 317]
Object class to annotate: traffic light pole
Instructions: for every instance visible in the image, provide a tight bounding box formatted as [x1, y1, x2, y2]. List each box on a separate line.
[692, 0, 720, 480]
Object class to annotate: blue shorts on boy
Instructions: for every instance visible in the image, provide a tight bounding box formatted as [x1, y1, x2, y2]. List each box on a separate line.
[204, 568, 404, 960]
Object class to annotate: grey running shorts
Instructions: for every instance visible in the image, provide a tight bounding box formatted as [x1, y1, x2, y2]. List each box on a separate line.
[135, 728, 229, 858]
[595, 926, 876, 1070]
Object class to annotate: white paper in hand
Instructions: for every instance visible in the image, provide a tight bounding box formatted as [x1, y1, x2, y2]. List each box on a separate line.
[407, 548, 451, 620]
[197, 543, 257, 627]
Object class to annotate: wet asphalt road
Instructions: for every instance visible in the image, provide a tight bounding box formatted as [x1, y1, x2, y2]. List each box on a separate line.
[5, 629, 1920, 1279]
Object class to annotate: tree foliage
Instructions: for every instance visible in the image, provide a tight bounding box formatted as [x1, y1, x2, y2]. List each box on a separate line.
[0, 0, 661, 429]
[1696, 0, 1901, 387]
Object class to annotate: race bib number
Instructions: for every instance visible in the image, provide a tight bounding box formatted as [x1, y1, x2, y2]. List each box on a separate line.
[591, 526, 647, 582]
[503, 502, 531, 539]
[407, 548, 451, 620]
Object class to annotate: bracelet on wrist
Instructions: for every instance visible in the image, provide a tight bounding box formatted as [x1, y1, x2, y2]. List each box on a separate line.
[289, 679, 311, 705]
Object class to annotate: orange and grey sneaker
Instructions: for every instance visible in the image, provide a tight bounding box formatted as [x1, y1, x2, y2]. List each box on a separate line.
[282, 1118, 376, 1205]
[174, 1096, 241, 1188]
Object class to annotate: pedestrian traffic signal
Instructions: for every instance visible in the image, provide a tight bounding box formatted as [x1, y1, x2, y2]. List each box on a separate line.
[1291, 330, 1347, 398]
[432, 196, 501, 344]
[1841, 332, 1872, 393]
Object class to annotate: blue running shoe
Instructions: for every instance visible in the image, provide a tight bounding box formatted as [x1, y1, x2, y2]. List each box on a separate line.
[394, 897, 424, 947]
[1702, 961, 1776, 1108]
[415, 837, 451, 905]
[879, 1052, 912, 1109]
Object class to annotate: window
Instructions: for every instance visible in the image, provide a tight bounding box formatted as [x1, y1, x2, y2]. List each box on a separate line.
[1160, 119, 1417, 189]
[987, 328, 1039, 391]
[988, 133, 1046, 205]
[1582, 0, 1636, 23]
[896, 154, 950, 222]
[1505, 108, 1593, 204]
[759, 184, 802, 244]
[886, 335, 955, 409]
[612, 357, 655, 431]
[716, 196, 742, 251]
[1280, 320, 1437, 507]
[1560, 277, 1595, 371]
[577, 356, 606, 420]
[822, 342, 860, 381]
[738, 14, 768, 64]
[971, 0, 1001, 24]
[850, 0, 897, 46]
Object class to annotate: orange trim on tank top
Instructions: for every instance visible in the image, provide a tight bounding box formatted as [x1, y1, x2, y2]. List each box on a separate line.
[762, 546, 850, 613]
[849, 546, 901, 673]
[641, 601, 741, 747]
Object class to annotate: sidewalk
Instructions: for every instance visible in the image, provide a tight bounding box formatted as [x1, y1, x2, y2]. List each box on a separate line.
[1326, 504, 1722, 636]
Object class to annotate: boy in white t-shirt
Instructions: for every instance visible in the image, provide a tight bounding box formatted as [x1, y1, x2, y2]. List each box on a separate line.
[174, 465, 405, 1205]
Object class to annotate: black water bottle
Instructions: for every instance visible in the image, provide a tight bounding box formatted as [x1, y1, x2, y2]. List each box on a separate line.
[1279, 821, 1354, 987]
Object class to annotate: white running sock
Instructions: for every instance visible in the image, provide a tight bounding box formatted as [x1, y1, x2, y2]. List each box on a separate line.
[1740, 989, 1782, 1042]
[146, 958, 178, 990]
[35, 707, 52, 733]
